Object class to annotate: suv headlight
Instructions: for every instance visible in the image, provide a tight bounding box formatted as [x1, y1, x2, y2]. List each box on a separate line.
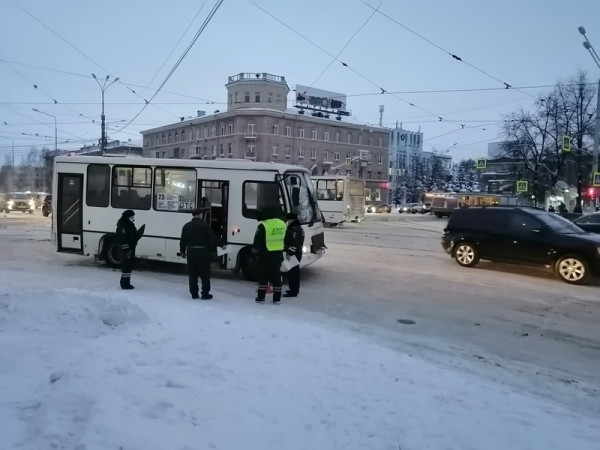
[29, 200, 35, 208]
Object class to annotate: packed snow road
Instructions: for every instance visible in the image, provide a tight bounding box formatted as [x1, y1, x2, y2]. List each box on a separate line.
[1, 210, 599, 419]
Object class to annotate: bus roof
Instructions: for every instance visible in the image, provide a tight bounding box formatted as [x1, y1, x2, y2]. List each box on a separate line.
[54, 155, 310, 174]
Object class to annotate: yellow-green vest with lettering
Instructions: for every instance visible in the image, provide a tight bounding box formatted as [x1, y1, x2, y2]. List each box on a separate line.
[262, 218, 286, 251]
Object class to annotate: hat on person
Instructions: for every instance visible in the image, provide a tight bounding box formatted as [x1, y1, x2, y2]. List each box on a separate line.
[122, 209, 135, 218]
[286, 212, 298, 221]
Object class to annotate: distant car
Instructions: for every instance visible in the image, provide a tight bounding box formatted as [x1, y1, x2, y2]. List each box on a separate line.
[573, 212, 600, 233]
[410, 203, 425, 214]
[441, 206, 600, 285]
[375, 203, 392, 213]
[399, 203, 416, 213]
[2, 192, 35, 214]
[42, 194, 52, 217]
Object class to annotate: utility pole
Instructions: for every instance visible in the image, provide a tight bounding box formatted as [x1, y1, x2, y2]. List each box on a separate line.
[92, 74, 119, 154]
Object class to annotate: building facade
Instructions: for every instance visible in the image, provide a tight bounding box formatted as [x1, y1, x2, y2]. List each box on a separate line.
[140, 73, 390, 202]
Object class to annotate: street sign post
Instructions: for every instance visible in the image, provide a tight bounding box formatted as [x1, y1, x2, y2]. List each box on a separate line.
[476, 158, 487, 169]
[516, 180, 528, 192]
[562, 135, 571, 152]
[593, 172, 600, 186]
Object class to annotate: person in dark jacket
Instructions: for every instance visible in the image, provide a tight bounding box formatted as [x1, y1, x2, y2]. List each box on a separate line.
[180, 208, 224, 299]
[252, 209, 287, 304]
[116, 209, 139, 289]
[283, 213, 304, 298]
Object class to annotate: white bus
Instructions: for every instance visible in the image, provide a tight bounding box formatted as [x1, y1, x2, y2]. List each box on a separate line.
[51, 155, 326, 279]
[312, 175, 365, 225]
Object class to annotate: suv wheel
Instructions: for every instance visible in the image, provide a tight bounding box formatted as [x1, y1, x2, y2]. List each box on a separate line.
[555, 254, 589, 285]
[454, 242, 480, 267]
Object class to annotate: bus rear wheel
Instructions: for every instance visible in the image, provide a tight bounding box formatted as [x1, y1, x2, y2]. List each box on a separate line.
[104, 240, 123, 268]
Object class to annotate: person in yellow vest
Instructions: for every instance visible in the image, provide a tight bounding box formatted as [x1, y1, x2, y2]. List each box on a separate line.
[252, 209, 287, 304]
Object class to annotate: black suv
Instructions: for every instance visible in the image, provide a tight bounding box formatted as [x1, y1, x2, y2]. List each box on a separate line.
[441, 207, 600, 285]
[42, 194, 52, 217]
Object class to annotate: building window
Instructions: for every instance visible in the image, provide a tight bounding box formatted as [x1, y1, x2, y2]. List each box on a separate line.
[368, 154, 373, 163]
[312, 129, 317, 140]
[195, 146, 200, 155]
[285, 126, 291, 137]
[369, 136, 373, 146]
[310, 148, 317, 159]
[246, 145, 256, 158]
[334, 152, 340, 161]
[367, 171, 372, 179]
[228, 143, 232, 155]
[324, 130, 329, 141]
[336, 131, 340, 142]
[229, 94, 232, 106]
[276, 94, 282, 105]
[268, 92, 273, 103]
[285, 145, 291, 157]
[298, 127, 304, 139]
[245, 92, 250, 103]
[347, 133, 352, 144]
[324, 150, 329, 162]
[271, 144, 279, 157]
[204, 127, 209, 138]
[377, 171, 382, 179]
[273, 124, 279, 135]
[220, 144, 224, 157]
[176, 132, 180, 143]
[212, 125, 216, 137]
[255, 92, 260, 103]
[196, 129, 200, 140]
[211, 145, 216, 157]
[298, 146, 304, 158]
[379, 137, 383, 147]
[358, 135, 363, 145]
[229, 122, 234, 134]
[162, 151, 166, 158]
[220, 124, 225, 136]
[247, 122, 256, 137]
[235, 92, 238, 104]
[155, 151, 160, 158]
[378, 155, 383, 164]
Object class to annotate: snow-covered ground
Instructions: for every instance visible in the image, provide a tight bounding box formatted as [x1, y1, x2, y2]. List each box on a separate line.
[1, 216, 599, 449]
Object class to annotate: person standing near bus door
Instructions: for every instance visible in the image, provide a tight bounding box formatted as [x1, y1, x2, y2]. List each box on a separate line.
[252, 210, 286, 304]
[116, 209, 139, 289]
[283, 212, 304, 298]
[179, 208, 224, 300]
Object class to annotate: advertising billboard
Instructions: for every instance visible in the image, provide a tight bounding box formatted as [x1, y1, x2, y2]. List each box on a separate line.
[294, 85, 348, 112]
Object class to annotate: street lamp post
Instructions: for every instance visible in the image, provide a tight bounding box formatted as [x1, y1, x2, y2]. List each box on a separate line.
[92, 74, 119, 154]
[32, 108, 57, 152]
[579, 26, 600, 177]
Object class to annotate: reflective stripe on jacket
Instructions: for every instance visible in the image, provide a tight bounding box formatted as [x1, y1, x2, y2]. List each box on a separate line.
[262, 218, 286, 251]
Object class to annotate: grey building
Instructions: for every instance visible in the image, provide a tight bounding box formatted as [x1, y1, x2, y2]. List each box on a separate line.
[140, 73, 390, 202]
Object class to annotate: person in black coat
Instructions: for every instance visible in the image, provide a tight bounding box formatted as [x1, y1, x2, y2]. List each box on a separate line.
[283, 213, 304, 297]
[116, 209, 139, 289]
[180, 208, 224, 299]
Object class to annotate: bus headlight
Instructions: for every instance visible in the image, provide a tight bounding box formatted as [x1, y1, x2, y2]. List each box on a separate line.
[29, 200, 35, 208]
[7, 200, 14, 209]
[302, 245, 308, 254]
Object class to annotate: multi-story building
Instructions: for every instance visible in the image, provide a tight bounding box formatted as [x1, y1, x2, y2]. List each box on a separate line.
[140, 73, 390, 202]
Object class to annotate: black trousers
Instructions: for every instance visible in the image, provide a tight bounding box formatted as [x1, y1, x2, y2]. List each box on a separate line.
[187, 248, 211, 296]
[257, 252, 283, 301]
[287, 256, 302, 294]
[120, 247, 136, 287]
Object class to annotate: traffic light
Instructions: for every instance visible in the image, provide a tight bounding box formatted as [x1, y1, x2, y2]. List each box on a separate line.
[562, 135, 571, 152]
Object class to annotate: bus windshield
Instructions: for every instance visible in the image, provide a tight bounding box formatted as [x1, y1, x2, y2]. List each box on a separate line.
[283, 171, 320, 224]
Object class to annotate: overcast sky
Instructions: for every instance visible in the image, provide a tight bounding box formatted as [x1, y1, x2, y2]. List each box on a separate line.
[1, 0, 600, 164]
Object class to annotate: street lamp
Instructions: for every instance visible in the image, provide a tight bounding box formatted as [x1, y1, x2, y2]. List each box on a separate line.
[32, 108, 57, 152]
[92, 73, 119, 154]
[0, 135, 14, 167]
[578, 26, 600, 177]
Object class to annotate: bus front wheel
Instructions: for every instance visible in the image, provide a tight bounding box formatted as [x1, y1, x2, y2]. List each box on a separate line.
[240, 249, 259, 281]
[104, 240, 123, 268]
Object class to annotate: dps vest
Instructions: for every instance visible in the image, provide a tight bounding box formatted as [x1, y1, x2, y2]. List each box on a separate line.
[262, 218, 286, 251]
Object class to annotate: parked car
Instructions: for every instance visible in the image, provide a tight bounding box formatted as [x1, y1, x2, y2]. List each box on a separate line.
[1, 192, 35, 214]
[42, 194, 52, 217]
[441, 206, 600, 285]
[410, 203, 425, 214]
[573, 212, 600, 234]
[374, 203, 392, 213]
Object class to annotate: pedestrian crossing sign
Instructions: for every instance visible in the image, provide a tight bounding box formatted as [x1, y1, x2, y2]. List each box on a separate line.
[476, 158, 487, 169]
[516, 180, 528, 192]
[346, 157, 351, 165]
[594, 172, 600, 187]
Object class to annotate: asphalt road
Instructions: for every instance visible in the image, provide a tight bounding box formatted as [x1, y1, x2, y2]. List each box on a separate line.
[2, 209, 599, 417]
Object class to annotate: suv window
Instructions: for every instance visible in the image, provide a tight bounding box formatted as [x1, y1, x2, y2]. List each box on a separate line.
[508, 213, 542, 235]
[448, 208, 507, 231]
